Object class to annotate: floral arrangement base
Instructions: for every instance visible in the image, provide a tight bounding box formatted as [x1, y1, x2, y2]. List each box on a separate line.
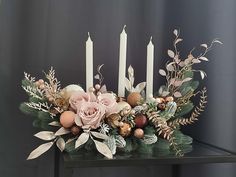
[19, 29, 222, 160]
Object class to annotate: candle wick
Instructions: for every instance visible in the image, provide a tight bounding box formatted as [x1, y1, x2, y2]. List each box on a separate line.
[123, 25, 127, 31]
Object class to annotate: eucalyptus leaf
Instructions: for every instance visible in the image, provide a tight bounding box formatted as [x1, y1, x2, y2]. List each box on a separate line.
[75, 133, 89, 148]
[93, 140, 113, 159]
[27, 142, 54, 160]
[124, 77, 132, 92]
[104, 135, 117, 155]
[199, 56, 209, 61]
[159, 69, 166, 76]
[134, 82, 146, 93]
[48, 121, 61, 127]
[55, 127, 70, 136]
[56, 137, 65, 152]
[173, 29, 178, 36]
[34, 131, 56, 141]
[167, 50, 175, 58]
[91, 131, 109, 140]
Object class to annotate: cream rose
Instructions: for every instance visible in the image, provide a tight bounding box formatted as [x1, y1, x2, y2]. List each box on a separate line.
[97, 93, 118, 116]
[69, 91, 91, 111]
[76, 102, 105, 129]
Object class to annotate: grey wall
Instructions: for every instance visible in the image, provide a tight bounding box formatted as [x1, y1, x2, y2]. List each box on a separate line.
[0, 0, 235, 177]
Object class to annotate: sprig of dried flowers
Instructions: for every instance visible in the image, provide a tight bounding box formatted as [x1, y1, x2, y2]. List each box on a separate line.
[20, 29, 222, 159]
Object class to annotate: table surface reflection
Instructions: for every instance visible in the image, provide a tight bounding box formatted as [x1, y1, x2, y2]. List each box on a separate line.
[62, 140, 236, 168]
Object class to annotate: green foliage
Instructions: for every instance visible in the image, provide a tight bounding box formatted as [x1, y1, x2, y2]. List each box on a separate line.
[33, 119, 53, 130]
[180, 81, 199, 96]
[65, 139, 77, 153]
[182, 70, 194, 79]
[137, 141, 154, 154]
[121, 137, 138, 153]
[174, 102, 194, 118]
[144, 125, 156, 135]
[19, 102, 38, 117]
[173, 130, 193, 145]
[37, 111, 51, 121]
[21, 78, 33, 87]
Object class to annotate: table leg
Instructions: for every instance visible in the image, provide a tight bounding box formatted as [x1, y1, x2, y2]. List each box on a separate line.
[172, 164, 180, 177]
[54, 148, 60, 177]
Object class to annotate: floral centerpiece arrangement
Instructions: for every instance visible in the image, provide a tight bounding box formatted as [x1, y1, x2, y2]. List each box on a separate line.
[20, 29, 222, 159]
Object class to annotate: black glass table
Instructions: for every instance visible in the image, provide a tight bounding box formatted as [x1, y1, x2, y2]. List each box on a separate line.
[55, 140, 236, 177]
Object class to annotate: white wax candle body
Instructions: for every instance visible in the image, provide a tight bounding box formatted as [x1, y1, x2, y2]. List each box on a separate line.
[86, 33, 93, 91]
[118, 26, 127, 97]
[146, 37, 154, 98]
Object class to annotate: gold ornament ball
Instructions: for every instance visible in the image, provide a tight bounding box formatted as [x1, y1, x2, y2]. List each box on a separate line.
[116, 101, 131, 113]
[134, 128, 144, 139]
[165, 96, 174, 102]
[119, 123, 132, 137]
[60, 111, 76, 128]
[127, 92, 142, 107]
[71, 125, 81, 135]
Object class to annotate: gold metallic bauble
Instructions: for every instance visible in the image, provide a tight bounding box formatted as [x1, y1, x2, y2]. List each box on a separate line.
[119, 122, 132, 137]
[60, 111, 76, 128]
[106, 113, 121, 128]
[127, 92, 142, 107]
[134, 128, 144, 139]
[116, 101, 131, 114]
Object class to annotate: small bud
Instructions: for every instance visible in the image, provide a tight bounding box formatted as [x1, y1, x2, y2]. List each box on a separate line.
[95, 84, 101, 90]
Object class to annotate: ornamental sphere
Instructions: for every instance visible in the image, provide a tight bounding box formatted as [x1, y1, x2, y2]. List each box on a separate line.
[116, 101, 131, 113]
[165, 96, 174, 102]
[134, 114, 148, 128]
[127, 92, 142, 107]
[60, 111, 76, 128]
[134, 128, 144, 139]
[119, 123, 132, 137]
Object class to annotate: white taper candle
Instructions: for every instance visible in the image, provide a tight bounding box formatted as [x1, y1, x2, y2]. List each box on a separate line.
[118, 25, 127, 97]
[86, 32, 93, 91]
[146, 36, 154, 98]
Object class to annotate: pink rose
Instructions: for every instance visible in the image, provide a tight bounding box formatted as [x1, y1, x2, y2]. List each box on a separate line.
[76, 102, 105, 129]
[97, 93, 118, 116]
[69, 91, 92, 111]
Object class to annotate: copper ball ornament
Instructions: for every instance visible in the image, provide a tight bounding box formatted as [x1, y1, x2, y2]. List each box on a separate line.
[119, 122, 132, 137]
[134, 114, 148, 128]
[134, 128, 144, 139]
[127, 92, 142, 107]
[71, 125, 81, 135]
[60, 111, 76, 128]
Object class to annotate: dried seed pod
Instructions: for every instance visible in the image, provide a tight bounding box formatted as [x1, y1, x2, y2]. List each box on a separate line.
[119, 122, 132, 137]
